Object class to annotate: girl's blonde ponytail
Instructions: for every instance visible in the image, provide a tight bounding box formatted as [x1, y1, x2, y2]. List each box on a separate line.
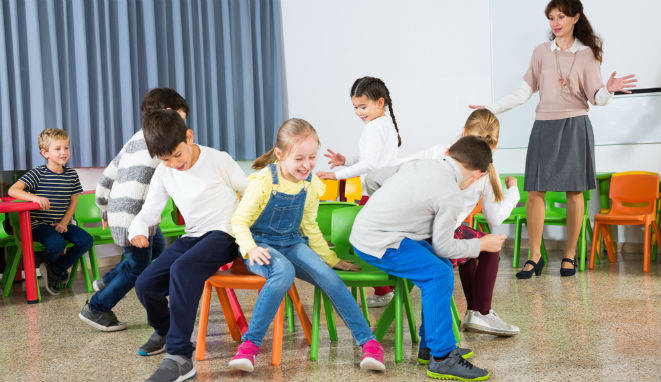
[252, 148, 277, 170]
[487, 163, 503, 202]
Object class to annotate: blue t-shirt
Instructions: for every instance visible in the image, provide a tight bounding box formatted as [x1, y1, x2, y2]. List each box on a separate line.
[18, 165, 83, 228]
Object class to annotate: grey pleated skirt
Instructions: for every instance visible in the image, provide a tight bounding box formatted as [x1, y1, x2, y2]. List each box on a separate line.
[524, 115, 596, 192]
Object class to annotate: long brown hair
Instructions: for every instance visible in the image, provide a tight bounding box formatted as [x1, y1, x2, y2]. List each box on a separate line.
[463, 109, 503, 201]
[545, 0, 603, 62]
[252, 118, 320, 170]
[351, 76, 402, 147]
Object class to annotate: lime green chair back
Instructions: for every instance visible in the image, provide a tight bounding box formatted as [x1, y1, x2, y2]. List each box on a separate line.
[316, 201, 356, 242]
[0, 213, 15, 247]
[160, 198, 185, 237]
[330, 205, 363, 260]
[74, 193, 113, 241]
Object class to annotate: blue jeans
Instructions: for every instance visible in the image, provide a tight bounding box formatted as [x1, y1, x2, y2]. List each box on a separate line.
[32, 224, 93, 277]
[100, 228, 166, 285]
[243, 241, 375, 347]
[89, 229, 165, 312]
[135, 230, 238, 358]
[355, 238, 456, 358]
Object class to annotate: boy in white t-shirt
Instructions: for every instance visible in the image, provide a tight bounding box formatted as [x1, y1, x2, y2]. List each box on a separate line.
[130, 110, 247, 382]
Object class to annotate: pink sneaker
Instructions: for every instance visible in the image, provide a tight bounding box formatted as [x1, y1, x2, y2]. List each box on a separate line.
[228, 340, 260, 372]
[360, 339, 386, 371]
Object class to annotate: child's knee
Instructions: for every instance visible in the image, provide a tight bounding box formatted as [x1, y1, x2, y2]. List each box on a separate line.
[269, 257, 296, 290]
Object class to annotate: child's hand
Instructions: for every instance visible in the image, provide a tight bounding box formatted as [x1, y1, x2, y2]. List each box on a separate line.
[51, 222, 68, 233]
[479, 234, 506, 252]
[505, 176, 517, 189]
[333, 260, 361, 272]
[33, 196, 50, 210]
[130, 235, 150, 248]
[102, 219, 108, 230]
[324, 149, 346, 168]
[248, 246, 271, 266]
[316, 171, 336, 180]
[468, 105, 486, 110]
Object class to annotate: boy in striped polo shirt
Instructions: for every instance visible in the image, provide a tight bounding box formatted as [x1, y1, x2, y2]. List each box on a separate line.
[8, 128, 93, 295]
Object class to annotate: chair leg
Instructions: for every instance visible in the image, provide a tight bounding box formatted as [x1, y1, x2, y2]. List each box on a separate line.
[589, 221, 601, 270]
[578, 215, 588, 271]
[226, 288, 248, 335]
[195, 282, 213, 361]
[285, 294, 295, 333]
[79, 255, 93, 292]
[394, 279, 403, 363]
[2, 247, 22, 297]
[351, 286, 357, 301]
[600, 224, 617, 263]
[643, 224, 651, 273]
[1, 246, 17, 289]
[88, 246, 100, 280]
[322, 294, 338, 341]
[358, 286, 370, 326]
[215, 287, 242, 342]
[310, 287, 322, 361]
[374, 296, 395, 341]
[540, 235, 548, 264]
[450, 296, 461, 329]
[402, 280, 418, 344]
[513, 219, 522, 268]
[271, 299, 285, 366]
[451, 301, 461, 344]
[287, 285, 311, 345]
[67, 259, 79, 288]
[651, 222, 661, 263]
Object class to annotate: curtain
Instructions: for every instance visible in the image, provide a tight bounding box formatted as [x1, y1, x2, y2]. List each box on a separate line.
[0, 0, 285, 170]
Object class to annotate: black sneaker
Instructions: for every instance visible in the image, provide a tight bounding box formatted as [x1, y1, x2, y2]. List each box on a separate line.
[145, 354, 196, 382]
[418, 346, 473, 365]
[427, 348, 489, 380]
[78, 301, 127, 332]
[138, 331, 167, 356]
[39, 263, 61, 295]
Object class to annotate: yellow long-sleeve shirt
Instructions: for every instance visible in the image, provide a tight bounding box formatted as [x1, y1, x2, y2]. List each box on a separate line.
[230, 165, 341, 267]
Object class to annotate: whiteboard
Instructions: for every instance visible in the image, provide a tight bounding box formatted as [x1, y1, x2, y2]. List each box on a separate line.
[491, 0, 661, 148]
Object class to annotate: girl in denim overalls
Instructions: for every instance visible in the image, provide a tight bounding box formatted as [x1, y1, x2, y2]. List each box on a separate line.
[229, 118, 385, 372]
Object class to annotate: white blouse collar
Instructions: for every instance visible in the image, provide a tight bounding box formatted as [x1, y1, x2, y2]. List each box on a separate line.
[550, 38, 588, 54]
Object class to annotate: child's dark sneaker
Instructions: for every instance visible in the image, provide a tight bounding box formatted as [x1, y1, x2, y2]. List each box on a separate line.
[145, 354, 195, 382]
[78, 301, 127, 331]
[427, 348, 489, 381]
[229, 340, 259, 372]
[418, 346, 473, 365]
[39, 263, 61, 295]
[360, 339, 386, 371]
[138, 331, 166, 356]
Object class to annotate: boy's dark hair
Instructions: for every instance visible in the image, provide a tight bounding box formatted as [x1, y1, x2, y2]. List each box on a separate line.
[142, 110, 188, 157]
[140, 87, 190, 117]
[448, 136, 492, 172]
[350, 76, 402, 147]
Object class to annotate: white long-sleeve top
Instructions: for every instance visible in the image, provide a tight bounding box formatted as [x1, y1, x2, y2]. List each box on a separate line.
[381, 144, 520, 229]
[333, 115, 399, 179]
[128, 145, 247, 240]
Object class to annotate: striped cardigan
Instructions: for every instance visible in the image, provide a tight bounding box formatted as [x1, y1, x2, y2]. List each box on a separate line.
[96, 130, 160, 247]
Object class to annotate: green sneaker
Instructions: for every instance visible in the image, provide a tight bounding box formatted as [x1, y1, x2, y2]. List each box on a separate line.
[427, 348, 489, 381]
[418, 346, 473, 365]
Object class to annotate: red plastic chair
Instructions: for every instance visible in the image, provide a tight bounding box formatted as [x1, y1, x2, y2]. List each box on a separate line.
[589, 171, 661, 272]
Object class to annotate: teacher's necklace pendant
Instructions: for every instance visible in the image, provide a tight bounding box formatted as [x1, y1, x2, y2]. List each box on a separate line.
[558, 77, 570, 93]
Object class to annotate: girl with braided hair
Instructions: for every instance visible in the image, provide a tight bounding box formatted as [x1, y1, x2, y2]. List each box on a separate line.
[317, 76, 401, 181]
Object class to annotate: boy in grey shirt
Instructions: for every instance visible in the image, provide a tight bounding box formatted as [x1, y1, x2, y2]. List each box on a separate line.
[351, 136, 505, 381]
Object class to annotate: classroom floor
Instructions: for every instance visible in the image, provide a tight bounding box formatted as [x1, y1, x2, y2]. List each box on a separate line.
[1, 250, 660, 382]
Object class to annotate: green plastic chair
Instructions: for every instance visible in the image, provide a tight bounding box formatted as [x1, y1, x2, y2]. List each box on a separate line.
[73, 193, 110, 281]
[472, 175, 527, 267]
[2, 209, 94, 299]
[160, 198, 185, 238]
[473, 175, 593, 271]
[0, 212, 18, 291]
[309, 206, 418, 363]
[316, 201, 356, 242]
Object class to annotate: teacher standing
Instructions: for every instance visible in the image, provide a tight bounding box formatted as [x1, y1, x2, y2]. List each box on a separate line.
[470, 0, 636, 278]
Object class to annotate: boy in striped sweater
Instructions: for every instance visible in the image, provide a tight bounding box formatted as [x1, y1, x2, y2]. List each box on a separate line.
[9, 128, 93, 296]
[78, 88, 188, 332]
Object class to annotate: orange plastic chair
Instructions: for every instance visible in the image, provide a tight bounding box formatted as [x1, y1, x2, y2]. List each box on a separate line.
[320, 179, 339, 201]
[195, 259, 312, 366]
[589, 171, 661, 273]
[463, 199, 483, 228]
[343, 177, 363, 203]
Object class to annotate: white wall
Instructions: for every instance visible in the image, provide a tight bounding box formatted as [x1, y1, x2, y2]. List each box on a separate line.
[280, 0, 660, 245]
[280, 0, 493, 171]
